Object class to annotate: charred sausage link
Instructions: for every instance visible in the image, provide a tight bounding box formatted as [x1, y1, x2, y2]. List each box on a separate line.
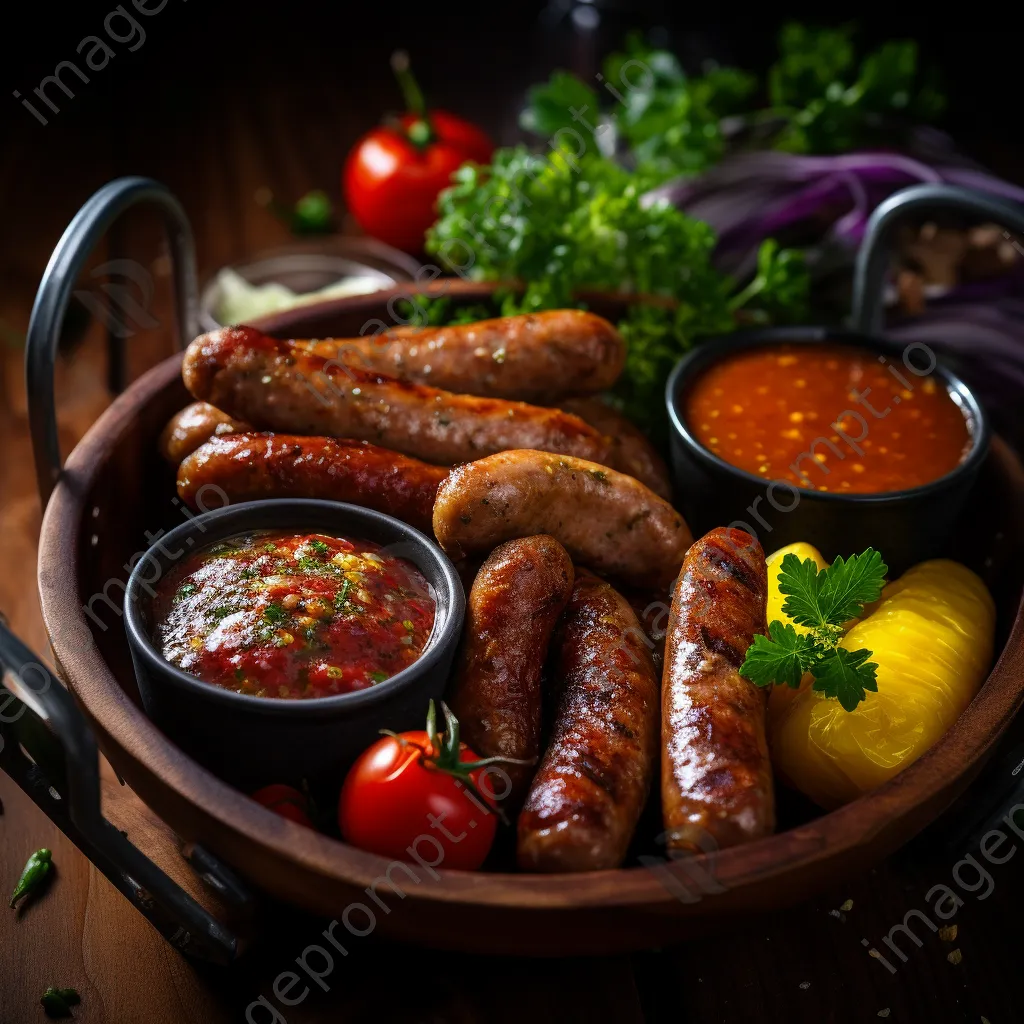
[182, 326, 612, 468]
[176, 433, 447, 533]
[432, 449, 692, 590]
[661, 527, 774, 852]
[448, 535, 574, 805]
[517, 571, 660, 872]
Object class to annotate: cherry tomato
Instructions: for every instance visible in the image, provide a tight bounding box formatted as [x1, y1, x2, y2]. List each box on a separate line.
[343, 53, 493, 253]
[251, 784, 313, 828]
[338, 702, 505, 870]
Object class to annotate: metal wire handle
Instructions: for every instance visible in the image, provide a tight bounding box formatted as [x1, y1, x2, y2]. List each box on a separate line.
[25, 176, 198, 507]
[13, 178, 246, 964]
[0, 618, 243, 964]
[851, 183, 1024, 335]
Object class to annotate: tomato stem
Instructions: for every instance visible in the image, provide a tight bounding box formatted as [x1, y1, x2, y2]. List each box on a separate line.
[390, 50, 434, 148]
[406, 701, 537, 827]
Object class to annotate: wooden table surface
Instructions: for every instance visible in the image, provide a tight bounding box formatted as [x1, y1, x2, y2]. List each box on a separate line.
[3, 6, 1024, 1021]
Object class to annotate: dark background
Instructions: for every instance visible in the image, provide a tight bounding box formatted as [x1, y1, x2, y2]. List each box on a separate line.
[4, 2, 1024, 284]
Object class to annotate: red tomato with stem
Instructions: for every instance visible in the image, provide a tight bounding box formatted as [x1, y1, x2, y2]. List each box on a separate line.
[338, 701, 517, 870]
[343, 51, 493, 253]
[251, 784, 314, 828]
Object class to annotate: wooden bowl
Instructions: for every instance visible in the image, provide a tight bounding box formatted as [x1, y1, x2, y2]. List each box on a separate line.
[38, 282, 1024, 954]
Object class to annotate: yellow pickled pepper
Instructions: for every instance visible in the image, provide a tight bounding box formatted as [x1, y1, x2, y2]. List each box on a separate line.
[768, 558, 995, 809]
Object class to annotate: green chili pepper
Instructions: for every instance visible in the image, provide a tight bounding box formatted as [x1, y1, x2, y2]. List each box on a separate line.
[10, 847, 52, 909]
[40, 987, 80, 1018]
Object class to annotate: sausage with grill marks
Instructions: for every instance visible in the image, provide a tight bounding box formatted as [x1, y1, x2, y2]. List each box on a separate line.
[448, 535, 574, 806]
[661, 526, 774, 852]
[517, 571, 660, 872]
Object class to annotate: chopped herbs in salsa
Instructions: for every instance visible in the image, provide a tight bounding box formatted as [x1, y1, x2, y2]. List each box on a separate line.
[154, 531, 436, 699]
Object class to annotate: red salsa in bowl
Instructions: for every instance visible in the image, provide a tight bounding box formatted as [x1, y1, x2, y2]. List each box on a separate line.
[684, 343, 973, 494]
[153, 531, 436, 699]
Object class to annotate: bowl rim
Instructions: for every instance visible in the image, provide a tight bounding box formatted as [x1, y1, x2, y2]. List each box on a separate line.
[123, 498, 465, 719]
[34, 281, 1024, 922]
[665, 325, 991, 505]
[198, 238, 425, 332]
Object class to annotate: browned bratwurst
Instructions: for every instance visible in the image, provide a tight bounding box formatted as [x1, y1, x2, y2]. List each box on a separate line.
[295, 309, 625, 401]
[432, 450, 692, 590]
[448, 536, 574, 804]
[177, 433, 447, 533]
[182, 326, 612, 468]
[561, 397, 672, 499]
[159, 401, 248, 463]
[517, 572, 660, 872]
[661, 527, 774, 852]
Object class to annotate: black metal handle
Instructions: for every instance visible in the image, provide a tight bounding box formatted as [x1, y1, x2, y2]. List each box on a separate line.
[0, 618, 244, 965]
[851, 183, 1024, 334]
[25, 176, 198, 508]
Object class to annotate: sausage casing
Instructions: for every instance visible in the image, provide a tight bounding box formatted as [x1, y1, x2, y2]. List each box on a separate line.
[432, 450, 692, 590]
[661, 527, 774, 852]
[448, 536, 574, 804]
[159, 401, 248, 463]
[561, 397, 672, 500]
[182, 326, 612, 467]
[177, 433, 447, 533]
[517, 572, 660, 872]
[313, 309, 625, 401]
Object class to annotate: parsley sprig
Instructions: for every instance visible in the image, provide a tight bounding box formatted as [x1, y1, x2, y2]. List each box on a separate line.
[739, 548, 887, 711]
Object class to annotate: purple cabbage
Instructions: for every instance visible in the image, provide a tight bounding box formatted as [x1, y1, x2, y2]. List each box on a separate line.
[645, 149, 1024, 280]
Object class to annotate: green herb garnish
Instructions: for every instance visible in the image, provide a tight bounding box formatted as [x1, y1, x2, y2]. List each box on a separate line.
[739, 548, 887, 711]
[263, 603, 286, 625]
[427, 144, 807, 437]
[40, 987, 80, 1018]
[209, 605, 233, 622]
[308, 539, 330, 556]
[369, 670, 389, 684]
[10, 848, 52, 909]
[334, 579, 353, 612]
[174, 583, 197, 602]
[261, 188, 335, 235]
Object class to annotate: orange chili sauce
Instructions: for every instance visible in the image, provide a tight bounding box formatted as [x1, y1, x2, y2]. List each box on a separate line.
[684, 343, 973, 493]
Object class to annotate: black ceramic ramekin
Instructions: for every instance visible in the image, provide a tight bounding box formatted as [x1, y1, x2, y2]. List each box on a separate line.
[665, 326, 990, 574]
[124, 499, 465, 787]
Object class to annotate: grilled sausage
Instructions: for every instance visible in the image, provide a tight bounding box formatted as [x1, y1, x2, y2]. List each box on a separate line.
[177, 433, 447, 533]
[561, 397, 672, 499]
[448, 536, 574, 805]
[182, 326, 612, 468]
[159, 401, 248, 463]
[517, 571, 660, 871]
[661, 527, 774, 852]
[284, 310, 625, 401]
[432, 450, 692, 590]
